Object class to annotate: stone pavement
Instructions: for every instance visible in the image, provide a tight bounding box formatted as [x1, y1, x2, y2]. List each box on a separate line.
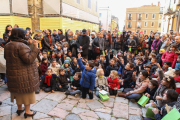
[0, 83, 146, 120]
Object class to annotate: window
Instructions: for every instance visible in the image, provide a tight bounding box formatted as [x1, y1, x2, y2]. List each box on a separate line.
[144, 30, 147, 35]
[128, 14, 132, 20]
[152, 14, 155, 19]
[145, 14, 148, 19]
[99, 13, 102, 17]
[159, 23, 161, 28]
[174, 0, 176, 4]
[88, 0, 91, 8]
[77, 0, 80, 4]
[128, 22, 131, 28]
[151, 22, 154, 27]
[144, 22, 147, 27]
[138, 14, 142, 20]
[137, 22, 141, 28]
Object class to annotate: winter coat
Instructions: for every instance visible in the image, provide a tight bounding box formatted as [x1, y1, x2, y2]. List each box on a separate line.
[58, 32, 65, 42]
[57, 71, 71, 86]
[52, 34, 60, 43]
[149, 64, 158, 76]
[3, 32, 10, 40]
[40, 74, 57, 90]
[161, 51, 178, 68]
[42, 35, 55, 50]
[48, 64, 60, 75]
[114, 38, 123, 50]
[151, 39, 161, 51]
[71, 79, 81, 90]
[154, 101, 177, 120]
[153, 85, 168, 99]
[92, 37, 104, 51]
[4, 38, 39, 93]
[148, 36, 155, 50]
[122, 70, 134, 87]
[156, 53, 162, 65]
[40, 63, 48, 75]
[104, 39, 112, 50]
[175, 61, 180, 71]
[126, 39, 137, 50]
[107, 77, 120, 90]
[62, 60, 73, 75]
[77, 58, 96, 91]
[95, 77, 109, 91]
[76, 35, 90, 56]
[174, 76, 180, 93]
[71, 62, 77, 71]
[105, 55, 118, 76]
[145, 87, 158, 100]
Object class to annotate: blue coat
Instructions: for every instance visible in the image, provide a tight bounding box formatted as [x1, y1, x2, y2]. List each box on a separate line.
[175, 62, 180, 71]
[77, 58, 96, 91]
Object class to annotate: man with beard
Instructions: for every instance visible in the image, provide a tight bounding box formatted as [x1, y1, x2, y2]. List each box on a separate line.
[76, 29, 90, 59]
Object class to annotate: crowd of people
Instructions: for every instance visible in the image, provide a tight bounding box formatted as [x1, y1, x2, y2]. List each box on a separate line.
[0, 24, 180, 120]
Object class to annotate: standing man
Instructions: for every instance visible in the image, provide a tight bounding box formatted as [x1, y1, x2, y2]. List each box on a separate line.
[175, 36, 180, 50]
[76, 29, 90, 59]
[42, 29, 55, 51]
[52, 30, 60, 43]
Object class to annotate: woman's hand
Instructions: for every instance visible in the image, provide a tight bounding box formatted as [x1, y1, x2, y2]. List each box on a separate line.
[152, 108, 159, 114]
[59, 85, 62, 88]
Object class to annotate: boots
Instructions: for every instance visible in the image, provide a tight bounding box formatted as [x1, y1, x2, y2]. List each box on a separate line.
[118, 93, 127, 98]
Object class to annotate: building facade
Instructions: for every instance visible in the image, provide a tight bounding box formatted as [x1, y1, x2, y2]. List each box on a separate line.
[111, 15, 119, 33]
[99, 7, 112, 31]
[124, 3, 161, 35]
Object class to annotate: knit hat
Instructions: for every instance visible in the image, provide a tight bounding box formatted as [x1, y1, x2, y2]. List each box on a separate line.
[160, 49, 165, 53]
[65, 57, 71, 62]
[164, 67, 175, 77]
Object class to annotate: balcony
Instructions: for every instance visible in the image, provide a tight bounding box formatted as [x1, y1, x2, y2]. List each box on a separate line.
[164, 8, 174, 16]
[127, 25, 131, 28]
[128, 17, 132, 20]
[137, 26, 141, 29]
[138, 18, 142, 20]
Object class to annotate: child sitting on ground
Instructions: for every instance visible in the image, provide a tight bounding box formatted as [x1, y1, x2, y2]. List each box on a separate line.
[95, 69, 109, 98]
[56, 68, 71, 92]
[40, 57, 48, 75]
[107, 70, 120, 96]
[156, 49, 165, 66]
[48, 59, 60, 76]
[144, 80, 159, 100]
[40, 68, 56, 92]
[62, 60, 73, 75]
[173, 69, 180, 94]
[77, 53, 96, 99]
[175, 55, 180, 71]
[71, 57, 77, 71]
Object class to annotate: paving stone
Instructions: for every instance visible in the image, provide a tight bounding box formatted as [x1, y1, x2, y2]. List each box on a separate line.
[117, 119, 126, 120]
[54, 118, 63, 120]
[94, 107, 112, 114]
[78, 111, 99, 119]
[142, 107, 147, 117]
[0, 91, 10, 101]
[31, 99, 58, 114]
[71, 107, 90, 114]
[77, 103, 90, 109]
[35, 90, 50, 101]
[56, 102, 74, 111]
[113, 103, 129, 119]
[111, 117, 116, 120]
[129, 115, 143, 120]
[48, 107, 69, 119]
[79, 114, 97, 120]
[101, 97, 115, 108]
[86, 100, 104, 110]
[78, 98, 86, 103]
[0, 87, 8, 94]
[67, 95, 80, 100]
[0, 81, 5, 86]
[62, 98, 79, 106]
[129, 101, 141, 108]
[0, 115, 11, 120]
[129, 107, 142, 115]
[95, 112, 111, 120]
[0, 106, 11, 117]
[39, 118, 53, 120]
[45, 92, 66, 102]
[115, 97, 128, 104]
[65, 114, 81, 120]
[33, 112, 50, 120]
[2, 98, 16, 106]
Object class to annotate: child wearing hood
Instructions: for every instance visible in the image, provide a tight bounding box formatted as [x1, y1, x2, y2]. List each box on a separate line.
[175, 55, 180, 71]
[62, 60, 73, 75]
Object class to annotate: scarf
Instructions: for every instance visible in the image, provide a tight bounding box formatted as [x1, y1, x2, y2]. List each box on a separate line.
[48, 35, 51, 45]
[44, 74, 52, 86]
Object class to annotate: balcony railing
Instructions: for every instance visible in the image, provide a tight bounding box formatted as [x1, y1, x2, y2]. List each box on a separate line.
[137, 26, 141, 28]
[138, 18, 142, 20]
[164, 8, 174, 15]
[127, 25, 131, 28]
[128, 17, 132, 20]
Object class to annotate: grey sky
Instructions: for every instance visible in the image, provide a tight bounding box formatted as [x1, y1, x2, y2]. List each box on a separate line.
[99, 0, 165, 31]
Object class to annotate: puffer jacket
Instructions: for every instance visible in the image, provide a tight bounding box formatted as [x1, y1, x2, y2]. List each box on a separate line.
[107, 77, 120, 89]
[4, 39, 39, 93]
[161, 51, 178, 68]
[57, 71, 71, 86]
[114, 38, 123, 50]
[77, 58, 96, 91]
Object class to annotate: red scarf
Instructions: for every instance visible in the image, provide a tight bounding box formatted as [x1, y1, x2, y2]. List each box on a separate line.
[44, 74, 52, 86]
[48, 35, 51, 45]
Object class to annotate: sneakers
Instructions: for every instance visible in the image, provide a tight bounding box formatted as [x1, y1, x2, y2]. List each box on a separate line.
[35, 89, 40, 94]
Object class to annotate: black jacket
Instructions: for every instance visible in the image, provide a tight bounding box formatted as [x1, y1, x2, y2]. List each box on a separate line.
[156, 53, 162, 65]
[40, 74, 57, 90]
[150, 64, 158, 76]
[76, 35, 90, 56]
[105, 55, 118, 76]
[71, 79, 81, 90]
[58, 33, 65, 42]
[52, 34, 60, 43]
[71, 62, 77, 71]
[57, 71, 71, 86]
[42, 35, 55, 50]
[122, 70, 134, 85]
[114, 39, 123, 50]
[145, 87, 158, 100]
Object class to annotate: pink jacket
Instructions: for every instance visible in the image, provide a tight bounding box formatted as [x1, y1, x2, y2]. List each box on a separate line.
[161, 51, 178, 68]
[151, 39, 161, 50]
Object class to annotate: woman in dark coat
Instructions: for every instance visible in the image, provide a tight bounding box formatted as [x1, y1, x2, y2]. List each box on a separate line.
[4, 28, 39, 118]
[3, 25, 12, 40]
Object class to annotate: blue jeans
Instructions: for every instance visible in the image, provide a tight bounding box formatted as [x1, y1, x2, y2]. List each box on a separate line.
[124, 88, 142, 100]
[70, 90, 81, 95]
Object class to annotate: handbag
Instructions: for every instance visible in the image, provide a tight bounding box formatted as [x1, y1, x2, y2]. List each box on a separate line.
[93, 47, 100, 53]
[146, 106, 155, 119]
[99, 93, 109, 101]
[162, 108, 180, 120]
[137, 95, 149, 107]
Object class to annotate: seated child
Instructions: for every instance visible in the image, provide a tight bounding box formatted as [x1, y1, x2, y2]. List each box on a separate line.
[35, 60, 42, 94]
[156, 49, 165, 66]
[40, 57, 48, 75]
[97, 55, 106, 66]
[65, 72, 81, 97]
[149, 57, 158, 76]
[40, 68, 56, 92]
[173, 69, 180, 93]
[95, 69, 109, 97]
[48, 59, 60, 76]
[118, 58, 125, 78]
[62, 60, 73, 75]
[71, 57, 77, 71]
[144, 89, 179, 120]
[175, 55, 180, 71]
[144, 80, 159, 100]
[162, 61, 171, 72]
[77, 53, 96, 99]
[63, 42, 69, 55]
[145, 64, 151, 76]
[107, 70, 120, 96]
[56, 68, 71, 92]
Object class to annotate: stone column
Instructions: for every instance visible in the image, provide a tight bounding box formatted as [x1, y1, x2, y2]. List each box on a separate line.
[171, 15, 175, 30]
[167, 17, 171, 33]
[177, 9, 180, 32]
